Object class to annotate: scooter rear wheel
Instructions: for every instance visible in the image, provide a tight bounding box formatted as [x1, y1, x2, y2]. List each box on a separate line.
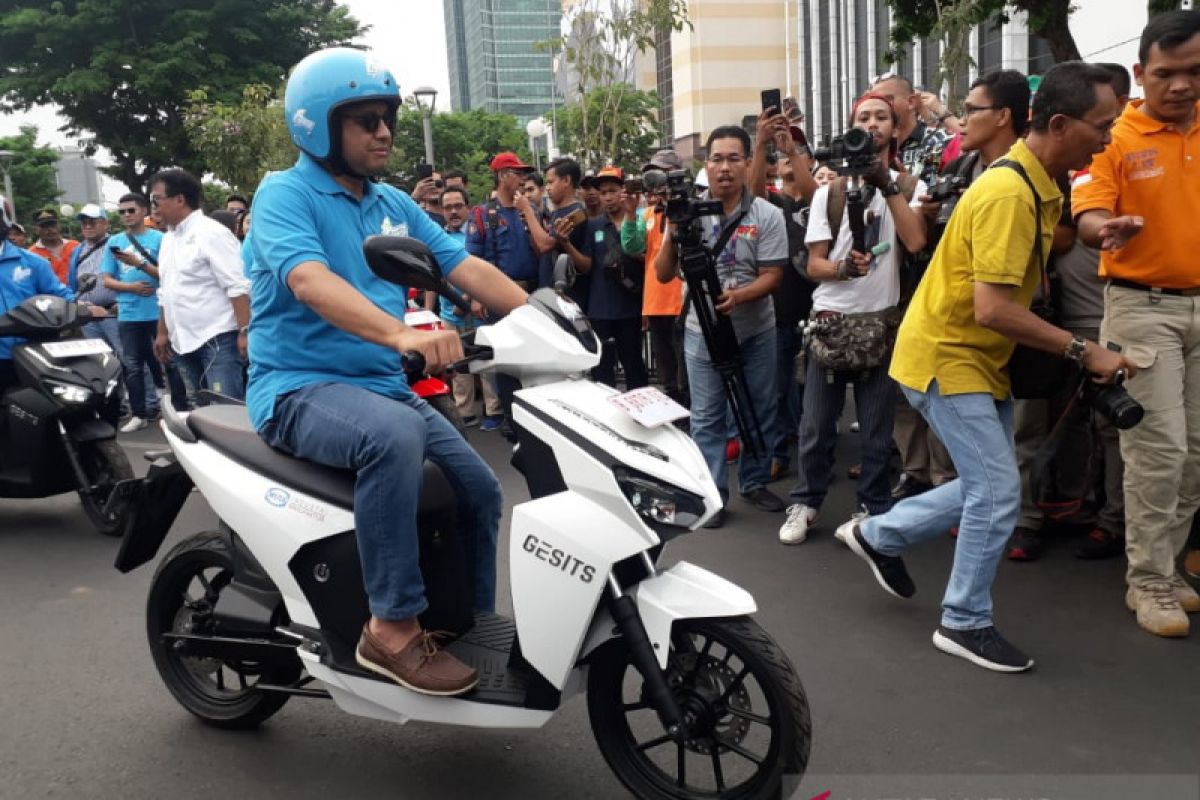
[587, 616, 811, 799]
[146, 531, 301, 729]
[76, 438, 133, 536]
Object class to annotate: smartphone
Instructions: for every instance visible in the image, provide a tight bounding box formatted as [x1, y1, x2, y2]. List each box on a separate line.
[109, 245, 122, 253]
[624, 177, 644, 193]
[416, 163, 434, 180]
[761, 88, 782, 116]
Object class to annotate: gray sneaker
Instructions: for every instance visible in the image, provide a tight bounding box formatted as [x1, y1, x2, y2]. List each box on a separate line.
[1126, 582, 1190, 638]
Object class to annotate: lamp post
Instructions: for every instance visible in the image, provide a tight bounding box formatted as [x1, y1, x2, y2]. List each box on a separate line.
[525, 118, 547, 171]
[0, 150, 15, 219]
[413, 86, 438, 166]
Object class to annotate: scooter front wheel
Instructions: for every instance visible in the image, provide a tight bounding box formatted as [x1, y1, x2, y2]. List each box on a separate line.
[587, 616, 811, 800]
[146, 531, 301, 729]
[76, 438, 133, 536]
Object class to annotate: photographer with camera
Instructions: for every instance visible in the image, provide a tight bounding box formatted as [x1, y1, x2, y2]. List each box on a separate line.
[654, 126, 790, 527]
[778, 93, 927, 546]
[1071, 11, 1200, 638]
[836, 63, 1135, 672]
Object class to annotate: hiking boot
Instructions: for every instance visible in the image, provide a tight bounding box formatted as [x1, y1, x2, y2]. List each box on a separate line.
[841, 519, 916, 599]
[1169, 574, 1200, 613]
[355, 625, 479, 696]
[1184, 549, 1200, 580]
[778, 504, 817, 545]
[1074, 528, 1124, 560]
[833, 507, 870, 548]
[741, 487, 786, 513]
[1006, 526, 1044, 562]
[932, 626, 1034, 673]
[1125, 582, 1190, 638]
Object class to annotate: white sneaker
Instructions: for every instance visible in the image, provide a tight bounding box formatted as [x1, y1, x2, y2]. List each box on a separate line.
[834, 508, 872, 548]
[779, 504, 817, 545]
[850, 421, 861, 433]
[120, 416, 148, 433]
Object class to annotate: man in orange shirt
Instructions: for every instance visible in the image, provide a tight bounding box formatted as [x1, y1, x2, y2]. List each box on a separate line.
[622, 149, 686, 404]
[1073, 10, 1200, 638]
[27, 208, 80, 284]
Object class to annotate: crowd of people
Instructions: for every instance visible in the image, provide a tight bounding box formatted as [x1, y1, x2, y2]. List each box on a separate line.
[1, 10, 1198, 685]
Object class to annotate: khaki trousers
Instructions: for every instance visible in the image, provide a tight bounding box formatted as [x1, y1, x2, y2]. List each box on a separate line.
[893, 388, 956, 485]
[1101, 285, 1200, 587]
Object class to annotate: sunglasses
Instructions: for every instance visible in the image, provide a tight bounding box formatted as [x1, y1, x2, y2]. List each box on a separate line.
[35, 219, 59, 227]
[118, 208, 142, 215]
[345, 110, 397, 134]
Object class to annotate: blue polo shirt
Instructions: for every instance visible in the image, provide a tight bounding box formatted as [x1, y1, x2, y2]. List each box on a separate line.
[464, 202, 540, 283]
[1, 241, 73, 360]
[246, 153, 470, 429]
[101, 229, 164, 322]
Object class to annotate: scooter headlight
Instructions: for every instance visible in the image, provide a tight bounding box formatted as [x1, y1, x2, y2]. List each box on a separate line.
[613, 466, 706, 528]
[45, 380, 93, 404]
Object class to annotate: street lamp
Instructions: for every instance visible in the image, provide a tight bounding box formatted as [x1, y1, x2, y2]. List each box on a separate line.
[413, 86, 438, 166]
[525, 118, 547, 171]
[0, 150, 15, 219]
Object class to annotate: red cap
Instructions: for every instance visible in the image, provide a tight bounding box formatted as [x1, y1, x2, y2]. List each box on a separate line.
[489, 152, 533, 172]
[594, 166, 625, 184]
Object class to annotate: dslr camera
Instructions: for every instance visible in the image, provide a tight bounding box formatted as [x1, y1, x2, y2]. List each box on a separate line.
[926, 174, 970, 227]
[1078, 370, 1143, 430]
[662, 169, 723, 226]
[812, 128, 879, 177]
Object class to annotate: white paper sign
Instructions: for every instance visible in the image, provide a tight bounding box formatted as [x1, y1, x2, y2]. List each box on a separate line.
[43, 339, 113, 358]
[608, 386, 690, 429]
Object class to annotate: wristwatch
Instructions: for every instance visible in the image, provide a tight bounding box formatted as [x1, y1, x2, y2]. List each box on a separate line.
[881, 180, 901, 198]
[1063, 335, 1087, 363]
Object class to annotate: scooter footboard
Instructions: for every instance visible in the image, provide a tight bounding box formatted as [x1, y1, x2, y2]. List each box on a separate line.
[634, 561, 757, 669]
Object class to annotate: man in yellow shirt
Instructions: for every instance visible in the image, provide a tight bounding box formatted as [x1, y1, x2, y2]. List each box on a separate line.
[1072, 10, 1200, 638]
[838, 62, 1134, 672]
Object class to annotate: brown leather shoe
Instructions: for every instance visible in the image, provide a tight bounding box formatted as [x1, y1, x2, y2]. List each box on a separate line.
[355, 625, 479, 696]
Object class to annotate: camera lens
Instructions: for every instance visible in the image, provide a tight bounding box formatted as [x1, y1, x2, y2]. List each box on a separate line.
[1089, 384, 1144, 430]
[434, 179, 445, 189]
[843, 127, 872, 154]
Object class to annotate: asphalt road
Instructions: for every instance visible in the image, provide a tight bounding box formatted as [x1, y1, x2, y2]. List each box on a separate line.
[1, 422, 1197, 800]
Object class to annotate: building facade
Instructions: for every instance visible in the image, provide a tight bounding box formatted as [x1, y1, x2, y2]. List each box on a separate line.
[55, 146, 102, 207]
[443, 0, 563, 125]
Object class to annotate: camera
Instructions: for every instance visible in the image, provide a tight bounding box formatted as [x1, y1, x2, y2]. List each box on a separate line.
[663, 169, 723, 225]
[926, 175, 969, 227]
[812, 128, 878, 177]
[1079, 374, 1143, 430]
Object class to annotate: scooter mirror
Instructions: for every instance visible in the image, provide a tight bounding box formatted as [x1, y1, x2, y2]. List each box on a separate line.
[552, 253, 576, 291]
[364, 236, 443, 290]
[76, 273, 98, 294]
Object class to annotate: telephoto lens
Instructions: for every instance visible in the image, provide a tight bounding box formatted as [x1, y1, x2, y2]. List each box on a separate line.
[1081, 380, 1144, 429]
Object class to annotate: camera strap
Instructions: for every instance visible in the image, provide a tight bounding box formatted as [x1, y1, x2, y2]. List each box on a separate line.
[126, 233, 159, 268]
[990, 159, 1049, 300]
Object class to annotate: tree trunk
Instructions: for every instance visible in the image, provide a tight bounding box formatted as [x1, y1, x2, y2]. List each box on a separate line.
[1025, 0, 1081, 63]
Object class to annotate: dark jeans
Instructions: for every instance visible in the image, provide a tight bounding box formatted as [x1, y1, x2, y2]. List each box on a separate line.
[772, 322, 804, 464]
[260, 382, 503, 618]
[591, 318, 649, 390]
[647, 315, 686, 402]
[791, 358, 896, 515]
[176, 330, 245, 403]
[118, 320, 183, 418]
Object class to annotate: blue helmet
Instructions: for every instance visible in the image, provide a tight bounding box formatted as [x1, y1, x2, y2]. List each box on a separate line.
[284, 47, 400, 160]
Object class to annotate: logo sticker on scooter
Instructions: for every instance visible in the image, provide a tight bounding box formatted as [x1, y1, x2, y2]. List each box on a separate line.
[265, 488, 290, 507]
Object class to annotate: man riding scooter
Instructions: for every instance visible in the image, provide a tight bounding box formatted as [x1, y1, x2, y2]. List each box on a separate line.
[0, 196, 73, 390]
[248, 49, 527, 696]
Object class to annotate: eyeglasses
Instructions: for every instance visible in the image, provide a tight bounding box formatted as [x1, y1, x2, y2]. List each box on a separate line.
[706, 154, 746, 166]
[345, 110, 396, 134]
[442, 202, 467, 212]
[118, 207, 142, 215]
[962, 103, 1003, 117]
[1064, 114, 1116, 135]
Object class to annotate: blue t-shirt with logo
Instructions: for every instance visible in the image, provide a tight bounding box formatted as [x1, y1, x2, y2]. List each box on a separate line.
[1, 241, 73, 360]
[464, 202, 540, 283]
[246, 153, 469, 429]
[101, 229, 164, 322]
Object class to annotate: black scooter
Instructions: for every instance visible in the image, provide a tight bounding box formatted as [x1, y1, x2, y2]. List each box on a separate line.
[0, 282, 138, 535]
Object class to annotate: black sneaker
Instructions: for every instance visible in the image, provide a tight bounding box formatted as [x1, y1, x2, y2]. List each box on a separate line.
[932, 626, 1034, 673]
[841, 521, 916, 599]
[1005, 526, 1044, 561]
[740, 487, 786, 512]
[1074, 528, 1124, 560]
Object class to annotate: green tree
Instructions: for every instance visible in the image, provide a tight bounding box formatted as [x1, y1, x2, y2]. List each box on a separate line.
[1149, 0, 1186, 13]
[0, 125, 63, 226]
[555, 87, 661, 168]
[184, 83, 296, 194]
[0, 0, 362, 194]
[885, 1, 1082, 75]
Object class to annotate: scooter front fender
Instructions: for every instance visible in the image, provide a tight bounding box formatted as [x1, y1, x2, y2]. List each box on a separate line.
[633, 561, 757, 669]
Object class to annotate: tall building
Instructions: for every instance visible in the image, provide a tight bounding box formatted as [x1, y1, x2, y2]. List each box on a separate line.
[442, 0, 563, 125]
[54, 146, 102, 207]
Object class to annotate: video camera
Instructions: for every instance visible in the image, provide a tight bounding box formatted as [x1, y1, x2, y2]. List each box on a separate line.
[812, 128, 879, 177]
[659, 169, 724, 226]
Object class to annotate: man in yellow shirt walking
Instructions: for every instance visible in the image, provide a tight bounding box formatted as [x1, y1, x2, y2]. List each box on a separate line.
[837, 62, 1134, 672]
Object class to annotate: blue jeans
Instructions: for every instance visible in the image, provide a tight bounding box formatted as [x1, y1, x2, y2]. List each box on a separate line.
[791, 358, 896, 515]
[176, 330, 245, 402]
[260, 382, 503, 619]
[684, 326, 777, 502]
[860, 380, 1018, 630]
[117, 320, 182, 418]
[771, 323, 803, 464]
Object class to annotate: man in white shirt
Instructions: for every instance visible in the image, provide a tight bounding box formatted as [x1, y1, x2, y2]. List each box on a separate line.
[150, 168, 250, 402]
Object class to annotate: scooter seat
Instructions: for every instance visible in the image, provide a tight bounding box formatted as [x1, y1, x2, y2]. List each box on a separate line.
[185, 404, 454, 512]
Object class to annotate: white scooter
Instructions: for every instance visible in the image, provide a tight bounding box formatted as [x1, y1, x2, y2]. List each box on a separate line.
[115, 237, 811, 799]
